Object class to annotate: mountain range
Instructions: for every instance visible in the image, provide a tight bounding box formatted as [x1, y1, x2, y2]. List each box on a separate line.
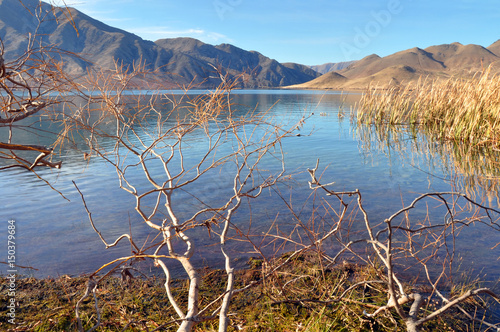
[0, 0, 319, 88]
[1, 0, 499, 90]
[291, 41, 500, 90]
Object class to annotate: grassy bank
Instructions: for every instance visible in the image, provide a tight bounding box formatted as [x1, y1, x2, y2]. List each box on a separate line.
[355, 66, 500, 149]
[0, 254, 487, 331]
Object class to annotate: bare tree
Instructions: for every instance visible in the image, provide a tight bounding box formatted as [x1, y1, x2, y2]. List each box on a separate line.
[69, 64, 500, 329]
[5, 4, 498, 331]
[70, 63, 304, 331]
[263, 159, 500, 331]
[0, 2, 79, 180]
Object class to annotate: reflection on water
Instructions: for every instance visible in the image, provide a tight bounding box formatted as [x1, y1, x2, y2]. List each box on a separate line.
[354, 123, 500, 205]
[352, 121, 500, 291]
[0, 90, 498, 282]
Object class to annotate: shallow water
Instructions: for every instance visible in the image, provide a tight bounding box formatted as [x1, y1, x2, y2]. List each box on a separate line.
[1, 89, 499, 285]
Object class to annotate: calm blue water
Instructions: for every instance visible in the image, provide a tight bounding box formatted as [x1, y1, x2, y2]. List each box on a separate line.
[1, 90, 499, 284]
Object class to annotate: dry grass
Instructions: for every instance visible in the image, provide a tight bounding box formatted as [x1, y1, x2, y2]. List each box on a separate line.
[355, 65, 500, 149]
[0, 256, 490, 331]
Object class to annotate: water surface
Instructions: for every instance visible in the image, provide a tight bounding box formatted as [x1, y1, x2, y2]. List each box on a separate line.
[1, 89, 498, 283]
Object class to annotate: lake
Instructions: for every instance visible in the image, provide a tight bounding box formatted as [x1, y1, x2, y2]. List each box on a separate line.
[1, 89, 499, 284]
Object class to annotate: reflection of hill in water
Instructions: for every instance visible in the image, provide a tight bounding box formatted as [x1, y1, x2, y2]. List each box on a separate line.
[355, 123, 500, 205]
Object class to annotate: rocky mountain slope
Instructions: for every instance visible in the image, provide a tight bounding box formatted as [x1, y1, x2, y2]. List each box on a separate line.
[153, 37, 320, 87]
[0, 0, 319, 88]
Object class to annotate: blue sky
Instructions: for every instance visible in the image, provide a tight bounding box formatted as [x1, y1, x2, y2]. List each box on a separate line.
[59, 0, 500, 66]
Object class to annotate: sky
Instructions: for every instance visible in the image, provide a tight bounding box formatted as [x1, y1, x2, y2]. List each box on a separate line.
[57, 0, 500, 66]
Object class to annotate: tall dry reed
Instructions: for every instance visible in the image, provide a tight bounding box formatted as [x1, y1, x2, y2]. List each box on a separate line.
[355, 65, 500, 149]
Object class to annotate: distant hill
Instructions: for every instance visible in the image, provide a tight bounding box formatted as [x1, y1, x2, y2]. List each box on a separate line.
[290, 41, 500, 90]
[309, 61, 357, 74]
[294, 71, 348, 89]
[0, 0, 319, 88]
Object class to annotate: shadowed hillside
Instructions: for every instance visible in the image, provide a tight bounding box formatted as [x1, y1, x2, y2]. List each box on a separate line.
[154, 38, 320, 87]
[0, 0, 319, 88]
[487, 39, 500, 57]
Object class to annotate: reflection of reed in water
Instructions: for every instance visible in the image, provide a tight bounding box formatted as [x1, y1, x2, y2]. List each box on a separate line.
[353, 123, 500, 205]
[354, 65, 500, 148]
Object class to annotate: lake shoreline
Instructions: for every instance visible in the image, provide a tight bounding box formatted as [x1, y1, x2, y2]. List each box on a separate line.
[1, 255, 493, 331]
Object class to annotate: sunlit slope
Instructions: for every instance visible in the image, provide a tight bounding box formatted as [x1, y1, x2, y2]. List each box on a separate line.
[289, 40, 500, 89]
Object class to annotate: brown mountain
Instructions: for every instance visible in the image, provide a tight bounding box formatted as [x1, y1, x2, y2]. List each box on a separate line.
[292, 41, 500, 90]
[425, 42, 498, 72]
[344, 65, 426, 89]
[346, 48, 444, 79]
[292, 71, 348, 89]
[0, 0, 319, 88]
[487, 39, 500, 56]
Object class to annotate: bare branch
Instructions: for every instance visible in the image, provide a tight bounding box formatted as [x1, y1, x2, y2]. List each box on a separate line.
[416, 288, 500, 326]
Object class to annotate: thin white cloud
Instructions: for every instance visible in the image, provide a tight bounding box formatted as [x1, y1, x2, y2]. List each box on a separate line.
[275, 37, 344, 46]
[205, 32, 232, 42]
[57, 0, 133, 6]
[51, 0, 113, 17]
[130, 28, 204, 36]
[51, 0, 232, 44]
[52, 0, 134, 17]
[128, 27, 233, 43]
